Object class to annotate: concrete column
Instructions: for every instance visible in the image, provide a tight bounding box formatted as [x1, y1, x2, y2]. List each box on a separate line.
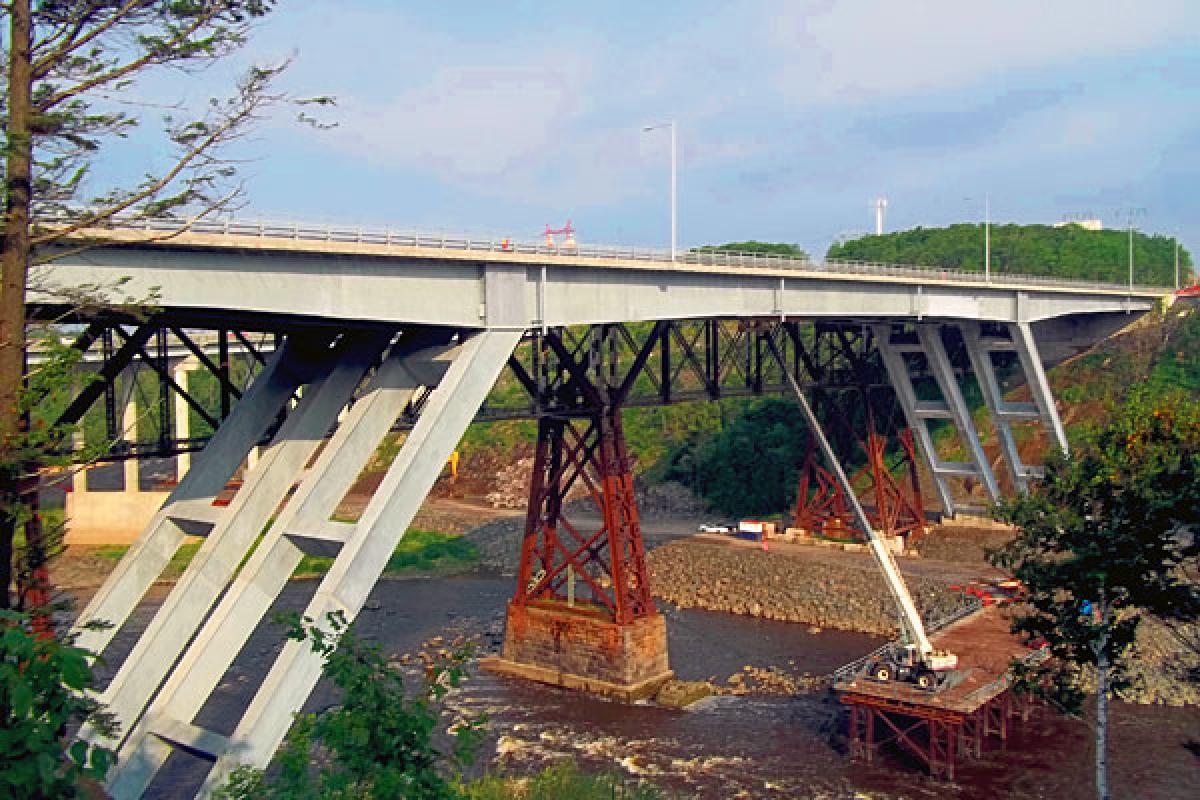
[123, 398, 139, 493]
[174, 363, 192, 479]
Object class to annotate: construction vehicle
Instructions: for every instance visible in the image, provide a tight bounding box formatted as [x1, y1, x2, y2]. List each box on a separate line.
[857, 522, 959, 690]
[868, 642, 958, 689]
[767, 337, 959, 691]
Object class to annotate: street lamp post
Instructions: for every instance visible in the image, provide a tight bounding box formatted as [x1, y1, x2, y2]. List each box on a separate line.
[984, 192, 991, 283]
[1119, 207, 1146, 292]
[965, 194, 991, 281]
[643, 120, 677, 261]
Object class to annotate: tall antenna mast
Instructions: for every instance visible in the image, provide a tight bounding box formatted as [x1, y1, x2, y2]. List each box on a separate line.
[873, 197, 888, 235]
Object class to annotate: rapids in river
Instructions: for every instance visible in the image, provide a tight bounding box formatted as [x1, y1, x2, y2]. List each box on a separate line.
[90, 575, 1197, 799]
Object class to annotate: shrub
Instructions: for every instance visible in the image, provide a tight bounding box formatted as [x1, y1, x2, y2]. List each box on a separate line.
[0, 612, 114, 798]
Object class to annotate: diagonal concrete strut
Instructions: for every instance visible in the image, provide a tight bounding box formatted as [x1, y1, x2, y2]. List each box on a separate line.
[95, 328, 519, 799]
[79, 330, 394, 754]
[873, 323, 999, 515]
[71, 332, 337, 657]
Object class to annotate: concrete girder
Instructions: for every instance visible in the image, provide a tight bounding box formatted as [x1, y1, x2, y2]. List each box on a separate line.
[80, 331, 394, 757]
[40, 239, 1161, 331]
[103, 329, 461, 798]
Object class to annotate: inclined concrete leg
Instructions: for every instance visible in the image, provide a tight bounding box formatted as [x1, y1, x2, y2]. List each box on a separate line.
[916, 324, 1000, 503]
[103, 331, 459, 798]
[71, 333, 337, 656]
[961, 324, 1031, 491]
[872, 325, 956, 515]
[81, 331, 393, 757]
[1011, 322, 1069, 456]
[194, 329, 520, 798]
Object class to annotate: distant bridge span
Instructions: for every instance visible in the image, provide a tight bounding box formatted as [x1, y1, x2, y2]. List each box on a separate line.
[42, 220, 1167, 798]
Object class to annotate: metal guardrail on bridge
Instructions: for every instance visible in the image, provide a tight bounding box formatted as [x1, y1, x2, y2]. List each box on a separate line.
[78, 216, 1169, 294]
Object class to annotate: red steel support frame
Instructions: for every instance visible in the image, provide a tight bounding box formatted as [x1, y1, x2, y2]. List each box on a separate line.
[512, 326, 654, 625]
[791, 326, 926, 541]
[794, 422, 926, 541]
[841, 688, 1031, 781]
[513, 411, 653, 623]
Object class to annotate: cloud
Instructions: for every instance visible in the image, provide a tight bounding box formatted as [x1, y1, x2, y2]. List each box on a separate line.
[220, 2, 1200, 254]
[848, 88, 1067, 151]
[332, 61, 588, 179]
[766, 0, 1196, 105]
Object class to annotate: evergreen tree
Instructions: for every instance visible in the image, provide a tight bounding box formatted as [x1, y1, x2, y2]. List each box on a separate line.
[0, 1, 327, 609]
[829, 224, 1190, 287]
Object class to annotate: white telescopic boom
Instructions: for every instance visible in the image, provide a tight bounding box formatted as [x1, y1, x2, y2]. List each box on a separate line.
[767, 335, 935, 655]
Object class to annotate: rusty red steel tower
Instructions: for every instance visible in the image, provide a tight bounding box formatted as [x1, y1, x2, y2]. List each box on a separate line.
[792, 323, 927, 542]
[513, 409, 653, 624]
[486, 324, 671, 698]
[489, 320, 929, 697]
[794, 427, 926, 540]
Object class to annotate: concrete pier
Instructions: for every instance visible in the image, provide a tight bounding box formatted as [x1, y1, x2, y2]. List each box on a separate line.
[485, 601, 673, 701]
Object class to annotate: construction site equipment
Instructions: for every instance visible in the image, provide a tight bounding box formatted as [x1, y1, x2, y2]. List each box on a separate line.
[766, 335, 958, 689]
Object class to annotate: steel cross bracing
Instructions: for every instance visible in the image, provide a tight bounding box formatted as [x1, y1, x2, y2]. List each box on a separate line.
[46, 319, 275, 460]
[51, 319, 893, 458]
[511, 326, 655, 624]
[43, 317, 1067, 521]
[49, 319, 1064, 496]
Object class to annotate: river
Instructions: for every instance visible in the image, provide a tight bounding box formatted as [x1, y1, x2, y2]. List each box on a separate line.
[86, 575, 1197, 799]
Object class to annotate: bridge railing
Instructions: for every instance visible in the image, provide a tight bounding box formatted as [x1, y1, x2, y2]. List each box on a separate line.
[90, 216, 1166, 292]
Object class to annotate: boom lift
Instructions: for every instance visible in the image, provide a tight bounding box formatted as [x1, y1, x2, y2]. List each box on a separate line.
[766, 336, 958, 691]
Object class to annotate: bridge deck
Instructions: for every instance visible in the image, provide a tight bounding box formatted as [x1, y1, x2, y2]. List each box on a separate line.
[36, 223, 1163, 332]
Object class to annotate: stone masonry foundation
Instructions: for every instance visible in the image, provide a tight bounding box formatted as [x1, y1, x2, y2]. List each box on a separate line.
[483, 601, 672, 701]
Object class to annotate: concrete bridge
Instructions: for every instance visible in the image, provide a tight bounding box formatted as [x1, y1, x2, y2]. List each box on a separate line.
[36, 219, 1165, 798]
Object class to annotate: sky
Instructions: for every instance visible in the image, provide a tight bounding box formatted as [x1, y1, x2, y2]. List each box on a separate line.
[100, 1, 1200, 260]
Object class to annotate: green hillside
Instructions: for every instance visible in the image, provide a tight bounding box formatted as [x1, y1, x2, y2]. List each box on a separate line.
[828, 223, 1190, 287]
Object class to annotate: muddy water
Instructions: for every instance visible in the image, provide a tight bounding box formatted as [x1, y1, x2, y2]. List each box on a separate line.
[93, 575, 1198, 800]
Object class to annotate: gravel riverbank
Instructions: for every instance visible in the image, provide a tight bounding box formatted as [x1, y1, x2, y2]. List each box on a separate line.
[647, 539, 966, 637]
